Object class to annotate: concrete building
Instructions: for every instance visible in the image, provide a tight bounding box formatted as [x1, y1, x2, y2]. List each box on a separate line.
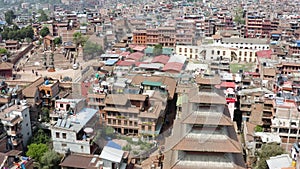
[0, 104, 32, 151]
[51, 103, 98, 154]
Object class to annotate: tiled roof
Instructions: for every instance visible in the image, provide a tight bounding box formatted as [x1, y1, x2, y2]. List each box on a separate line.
[195, 75, 221, 85]
[173, 134, 242, 153]
[22, 77, 44, 98]
[0, 62, 13, 70]
[182, 112, 233, 126]
[126, 52, 144, 61]
[162, 62, 183, 73]
[105, 94, 128, 105]
[60, 154, 96, 168]
[151, 55, 170, 64]
[189, 92, 226, 104]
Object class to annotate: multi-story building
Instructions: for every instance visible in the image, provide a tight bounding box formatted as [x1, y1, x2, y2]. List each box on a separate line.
[0, 104, 32, 151]
[163, 72, 245, 169]
[287, 40, 300, 57]
[50, 99, 98, 154]
[277, 61, 300, 75]
[132, 30, 147, 45]
[38, 79, 59, 108]
[158, 27, 176, 47]
[146, 29, 159, 45]
[245, 14, 278, 38]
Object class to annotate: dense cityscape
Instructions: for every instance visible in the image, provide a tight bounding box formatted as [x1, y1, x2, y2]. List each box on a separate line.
[0, 0, 300, 168]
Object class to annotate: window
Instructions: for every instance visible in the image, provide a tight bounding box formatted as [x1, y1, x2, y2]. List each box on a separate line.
[217, 51, 220, 55]
[223, 51, 226, 55]
[62, 143, 67, 147]
[60, 104, 63, 108]
[195, 49, 198, 53]
[26, 123, 28, 127]
[179, 48, 182, 52]
[190, 49, 192, 53]
[56, 132, 60, 138]
[142, 125, 145, 130]
[211, 50, 214, 55]
[62, 133, 66, 139]
[27, 132, 30, 136]
[124, 120, 128, 125]
[134, 122, 138, 126]
[129, 121, 133, 126]
[239, 51, 242, 56]
[244, 52, 247, 56]
[148, 126, 152, 131]
[184, 48, 187, 52]
[108, 119, 111, 124]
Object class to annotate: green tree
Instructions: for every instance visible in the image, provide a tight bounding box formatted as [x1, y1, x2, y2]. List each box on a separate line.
[40, 27, 50, 37]
[83, 41, 103, 60]
[256, 143, 285, 169]
[38, 10, 49, 22]
[29, 129, 50, 145]
[73, 32, 86, 47]
[26, 143, 49, 161]
[54, 37, 62, 45]
[153, 44, 163, 56]
[41, 107, 50, 122]
[39, 150, 62, 169]
[0, 48, 8, 55]
[4, 10, 16, 25]
[255, 125, 263, 132]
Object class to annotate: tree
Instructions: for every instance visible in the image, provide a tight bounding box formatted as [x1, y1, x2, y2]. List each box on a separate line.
[4, 10, 16, 25]
[38, 10, 49, 22]
[73, 32, 86, 47]
[39, 150, 62, 169]
[255, 125, 263, 132]
[83, 41, 103, 60]
[153, 44, 163, 56]
[41, 107, 50, 122]
[54, 37, 62, 45]
[29, 129, 50, 145]
[256, 143, 285, 169]
[26, 143, 49, 161]
[40, 27, 50, 37]
[0, 48, 8, 55]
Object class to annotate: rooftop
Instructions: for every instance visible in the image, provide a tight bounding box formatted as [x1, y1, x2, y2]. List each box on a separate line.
[52, 108, 97, 133]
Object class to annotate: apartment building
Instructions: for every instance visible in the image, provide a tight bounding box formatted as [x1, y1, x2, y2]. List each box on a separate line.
[277, 61, 300, 75]
[287, 40, 300, 57]
[163, 72, 245, 169]
[0, 104, 32, 151]
[245, 14, 279, 38]
[103, 91, 167, 137]
[51, 99, 98, 154]
[132, 30, 147, 45]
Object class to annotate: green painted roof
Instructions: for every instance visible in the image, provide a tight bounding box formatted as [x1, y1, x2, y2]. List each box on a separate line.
[162, 48, 173, 55]
[145, 47, 154, 54]
[142, 81, 162, 87]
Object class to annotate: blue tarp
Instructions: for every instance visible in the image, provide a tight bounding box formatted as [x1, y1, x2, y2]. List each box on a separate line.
[106, 141, 121, 150]
[105, 59, 119, 66]
[271, 34, 280, 37]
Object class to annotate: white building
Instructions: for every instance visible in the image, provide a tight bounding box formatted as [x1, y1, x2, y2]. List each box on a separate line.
[175, 37, 270, 62]
[51, 107, 98, 154]
[0, 104, 32, 150]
